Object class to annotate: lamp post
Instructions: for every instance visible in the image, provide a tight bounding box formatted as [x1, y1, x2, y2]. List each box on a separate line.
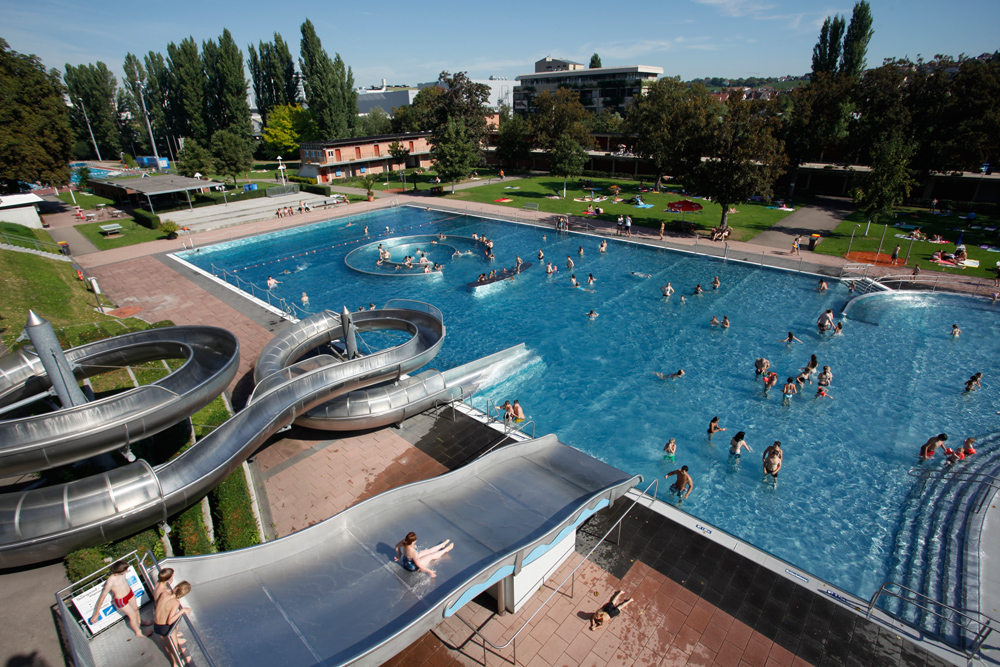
[75, 97, 102, 161]
[137, 82, 160, 171]
[846, 224, 862, 259]
[276, 156, 286, 185]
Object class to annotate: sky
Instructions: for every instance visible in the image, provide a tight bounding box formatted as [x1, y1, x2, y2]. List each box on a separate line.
[3, 0, 998, 89]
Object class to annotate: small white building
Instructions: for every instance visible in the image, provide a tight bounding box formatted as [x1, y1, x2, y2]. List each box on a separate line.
[0, 193, 45, 229]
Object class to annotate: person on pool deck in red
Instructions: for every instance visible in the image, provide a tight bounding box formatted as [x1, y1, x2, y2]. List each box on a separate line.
[90, 560, 143, 638]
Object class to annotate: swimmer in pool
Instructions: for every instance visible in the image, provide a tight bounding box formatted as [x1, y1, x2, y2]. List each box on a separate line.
[538, 249, 544, 261]
[679, 296, 686, 303]
[781, 377, 797, 405]
[663, 438, 677, 460]
[833, 322, 844, 335]
[712, 276, 721, 290]
[587, 273, 595, 284]
[511, 399, 525, 421]
[781, 331, 803, 344]
[817, 309, 835, 332]
[654, 369, 685, 380]
[762, 441, 783, 480]
[266, 276, 280, 289]
[817, 279, 829, 292]
[631, 272, 651, 278]
[721, 316, 730, 329]
[567, 257, 575, 270]
[755, 358, 771, 377]
[729, 432, 752, 457]
[763, 372, 779, 392]
[919, 434, 948, 461]
[815, 386, 832, 399]
[661, 283, 674, 298]
[571, 274, 580, 288]
[707, 416, 726, 436]
[301, 292, 309, 307]
[710, 316, 719, 327]
[964, 372, 983, 392]
[586, 310, 599, 319]
[599, 240, 607, 253]
[951, 324, 961, 337]
[817, 366, 832, 387]
[694, 284, 704, 295]
[665, 466, 693, 499]
[578, 246, 585, 256]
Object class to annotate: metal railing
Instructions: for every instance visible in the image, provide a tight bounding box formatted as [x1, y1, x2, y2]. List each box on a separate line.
[0, 230, 64, 254]
[265, 184, 300, 197]
[873, 272, 995, 295]
[433, 387, 475, 422]
[139, 551, 217, 667]
[867, 581, 995, 658]
[209, 262, 304, 320]
[907, 467, 1000, 513]
[444, 478, 659, 666]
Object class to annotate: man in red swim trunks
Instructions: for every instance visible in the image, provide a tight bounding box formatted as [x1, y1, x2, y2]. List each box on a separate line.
[919, 433, 948, 462]
[90, 560, 144, 637]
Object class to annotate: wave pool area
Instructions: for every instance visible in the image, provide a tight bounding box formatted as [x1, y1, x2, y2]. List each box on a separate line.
[176, 206, 1000, 601]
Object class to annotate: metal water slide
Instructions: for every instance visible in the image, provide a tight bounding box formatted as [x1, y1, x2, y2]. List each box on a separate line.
[155, 434, 641, 667]
[252, 300, 526, 430]
[0, 303, 449, 568]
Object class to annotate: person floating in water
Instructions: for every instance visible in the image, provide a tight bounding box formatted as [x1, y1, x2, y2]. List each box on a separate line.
[586, 310, 599, 319]
[266, 276, 280, 289]
[665, 466, 693, 499]
[590, 591, 634, 631]
[663, 438, 677, 460]
[631, 271, 651, 278]
[654, 369, 685, 380]
[781, 331, 803, 344]
[394, 532, 454, 578]
[707, 416, 726, 437]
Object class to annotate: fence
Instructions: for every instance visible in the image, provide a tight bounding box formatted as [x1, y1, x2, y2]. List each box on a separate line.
[209, 263, 306, 320]
[0, 230, 65, 255]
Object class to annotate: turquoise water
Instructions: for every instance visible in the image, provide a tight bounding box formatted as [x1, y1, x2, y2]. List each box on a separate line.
[178, 206, 1000, 598]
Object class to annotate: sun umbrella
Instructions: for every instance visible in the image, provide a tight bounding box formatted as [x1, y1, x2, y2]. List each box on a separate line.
[668, 199, 703, 221]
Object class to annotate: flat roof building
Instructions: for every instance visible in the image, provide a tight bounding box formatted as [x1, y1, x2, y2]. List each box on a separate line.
[513, 64, 663, 116]
[298, 132, 433, 183]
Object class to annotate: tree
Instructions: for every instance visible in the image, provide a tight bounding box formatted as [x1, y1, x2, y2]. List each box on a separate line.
[63, 61, 121, 159]
[176, 139, 213, 178]
[248, 34, 299, 126]
[782, 72, 855, 170]
[300, 20, 355, 140]
[811, 15, 846, 77]
[495, 113, 531, 169]
[851, 132, 915, 225]
[548, 135, 588, 198]
[431, 119, 480, 193]
[167, 37, 208, 143]
[589, 53, 602, 69]
[0, 39, 73, 192]
[849, 60, 912, 166]
[122, 52, 154, 155]
[689, 95, 787, 229]
[210, 129, 252, 185]
[359, 107, 391, 136]
[624, 78, 714, 189]
[391, 86, 443, 133]
[262, 104, 316, 158]
[528, 88, 594, 151]
[841, 1, 874, 80]
[433, 71, 491, 146]
[203, 29, 251, 140]
[388, 140, 410, 169]
[143, 51, 176, 159]
[588, 109, 624, 134]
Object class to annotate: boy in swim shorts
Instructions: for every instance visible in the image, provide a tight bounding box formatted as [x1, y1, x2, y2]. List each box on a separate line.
[90, 560, 143, 638]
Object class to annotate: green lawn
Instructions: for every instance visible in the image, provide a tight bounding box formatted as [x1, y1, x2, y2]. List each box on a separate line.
[76, 220, 169, 250]
[814, 207, 1000, 280]
[0, 221, 56, 247]
[441, 175, 797, 242]
[54, 190, 115, 209]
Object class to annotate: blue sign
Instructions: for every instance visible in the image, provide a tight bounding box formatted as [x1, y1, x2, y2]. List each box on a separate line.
[983, 163, 990, 173]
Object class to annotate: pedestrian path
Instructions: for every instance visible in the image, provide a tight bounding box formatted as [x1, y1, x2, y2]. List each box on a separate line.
[751, 196, 854, 250]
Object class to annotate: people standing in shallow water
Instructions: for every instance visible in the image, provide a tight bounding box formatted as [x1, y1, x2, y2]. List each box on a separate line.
[712, 276, 721, 290]
[661, 283, 674, 298]
[964, 373, 983, 392]
[663, 438, 677, 460]
[763, 372, 779, 392]
[919, 434, 948, 461]
[729, 432, 752, 458]
[707, 416, 726, 437]
[781, 332, 803, 344]
[782, 377, 798, 404]
[763, 441, 783, 481]
[394, 532, 454, 578]
[951, 324, 962, 337]
[755, 358, 770, 377]
[665, 466, 693, 499]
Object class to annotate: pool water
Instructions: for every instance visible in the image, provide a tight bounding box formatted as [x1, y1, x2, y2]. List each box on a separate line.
[178, 206, 1000, 599]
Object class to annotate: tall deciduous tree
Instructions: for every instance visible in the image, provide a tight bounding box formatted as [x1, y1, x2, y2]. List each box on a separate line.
[548, 135, 588, 198]
[211, 129, 252, 185]
[528, 88, 594, 151]
[840, 1, 874, 80]
[433, 71, 491, 146]
[122, 52, 154, 154]
[0, 39, 73, 192]
[176, 139, 213, 178]
[624, 78, 714, 189]
[495, 113, 531, 169]
[431, 118, 480, 193]
[851, 132, 914, 225]
[690, 95, 787, 229]
[249, 33, 300, 126]
[262, 104, 316, 157]
[391, 86, 443, 133]
[167, 37, 208, 143]
[811, 15, 846, 77]
[63, 61, 121, 159]
[589, 53, 602, 69]
[143, 51, 176, 160]
[300, 19, 355, 140]
[359, 107, 391, 136]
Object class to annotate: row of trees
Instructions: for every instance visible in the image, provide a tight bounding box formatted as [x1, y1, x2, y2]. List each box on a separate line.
[61, 20, 358, 166]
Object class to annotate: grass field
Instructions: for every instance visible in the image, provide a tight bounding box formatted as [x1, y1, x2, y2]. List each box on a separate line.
[76, 220, 168, 250]
[814, 207, 1000, 281]
[441, 175, 796, 242]
[55, 190, 115, 209]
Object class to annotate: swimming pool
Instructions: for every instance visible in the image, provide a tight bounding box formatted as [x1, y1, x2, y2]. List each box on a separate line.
[177, 206, 1000, 600]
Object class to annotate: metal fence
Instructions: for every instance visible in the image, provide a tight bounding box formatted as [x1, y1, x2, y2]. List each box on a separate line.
[0, 230, 64, 255]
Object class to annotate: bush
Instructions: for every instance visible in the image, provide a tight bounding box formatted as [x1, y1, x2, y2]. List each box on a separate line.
[65, 548, 107, 582]
[209, 465, 261, 551]
[302, 184, 331, 196]
[132, 208, 161, 230]
[64, 527, 165, 582]
[172, 502, 214, 556]
[288, 175, 317, 184]
[149, 319, 176, 328]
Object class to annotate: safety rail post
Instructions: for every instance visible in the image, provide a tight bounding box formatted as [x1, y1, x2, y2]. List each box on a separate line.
[449, 478, 660, 666]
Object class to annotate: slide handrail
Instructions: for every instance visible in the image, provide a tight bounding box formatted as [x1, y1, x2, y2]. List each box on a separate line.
[139, 550, 217, 667]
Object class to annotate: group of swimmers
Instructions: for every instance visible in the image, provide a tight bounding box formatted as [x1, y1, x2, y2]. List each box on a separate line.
[816, 308, 844, 335]
[755, 353, 834, 403]
[919, 433, 977, 466]
[659, 276, 722, 302]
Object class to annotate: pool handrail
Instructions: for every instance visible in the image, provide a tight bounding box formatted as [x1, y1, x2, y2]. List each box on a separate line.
[907, 467, 1000, 513]
[139, 550, 217, 667]
[446, 478, 659, 667]
[866, 581, 996, 658]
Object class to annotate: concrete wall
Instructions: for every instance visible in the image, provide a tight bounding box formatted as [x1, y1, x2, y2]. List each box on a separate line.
[0, 205, 43, 229]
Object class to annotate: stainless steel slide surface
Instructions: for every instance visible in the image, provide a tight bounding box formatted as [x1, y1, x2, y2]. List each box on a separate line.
[158, 435, 640, 667]
[0, 307, 444, 568]
[0, 327, 240, 475]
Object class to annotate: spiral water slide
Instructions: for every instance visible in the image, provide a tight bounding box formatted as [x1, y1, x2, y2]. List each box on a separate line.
[0, 301, 456, 568]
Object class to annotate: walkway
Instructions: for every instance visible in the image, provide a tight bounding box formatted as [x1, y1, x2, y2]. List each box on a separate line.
[750, 196, 855, 251]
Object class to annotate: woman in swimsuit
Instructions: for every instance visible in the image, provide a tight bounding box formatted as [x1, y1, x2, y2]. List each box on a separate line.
[707, 416, 726, 437]
[590, 591, 634, 630]
[729, 432, 752, 458]
[394, 532, 454, 578]
[153, 580, 191, 667]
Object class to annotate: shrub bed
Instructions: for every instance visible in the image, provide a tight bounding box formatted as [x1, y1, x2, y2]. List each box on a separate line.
[172, 502, 214, 556]
[132, 209, 161, 230]
[302, 183, 331, 196]
[288, 175, 317, 184]
[65, 527, 165, 581]
[209, 465, 261, 551]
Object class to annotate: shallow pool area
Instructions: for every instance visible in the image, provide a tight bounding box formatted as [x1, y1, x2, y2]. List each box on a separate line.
[176, 206, 1000, 601]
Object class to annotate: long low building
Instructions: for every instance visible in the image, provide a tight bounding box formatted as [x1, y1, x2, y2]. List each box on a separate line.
[0, 193, 45, 228]
[298, 132, 433, 183]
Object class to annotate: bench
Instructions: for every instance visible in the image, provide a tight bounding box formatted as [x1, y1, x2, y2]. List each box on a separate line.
[99, 223, 123, 237]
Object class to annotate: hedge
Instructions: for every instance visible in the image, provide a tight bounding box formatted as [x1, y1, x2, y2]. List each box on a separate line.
[132, 208, 161, 230]
[65, 527, 165, 581]
[302, 183, 331, 196]
[172, 502, 214, 556]
[908, 198, 997, 215]
[288, 175, 317, 184]
[209, 465, 261, 551]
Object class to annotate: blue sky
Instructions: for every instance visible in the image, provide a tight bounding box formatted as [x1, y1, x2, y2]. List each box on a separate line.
[4, 0, 998, 88]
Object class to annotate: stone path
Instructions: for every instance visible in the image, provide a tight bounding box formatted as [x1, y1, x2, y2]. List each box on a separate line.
[751, 196, 855, 251]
